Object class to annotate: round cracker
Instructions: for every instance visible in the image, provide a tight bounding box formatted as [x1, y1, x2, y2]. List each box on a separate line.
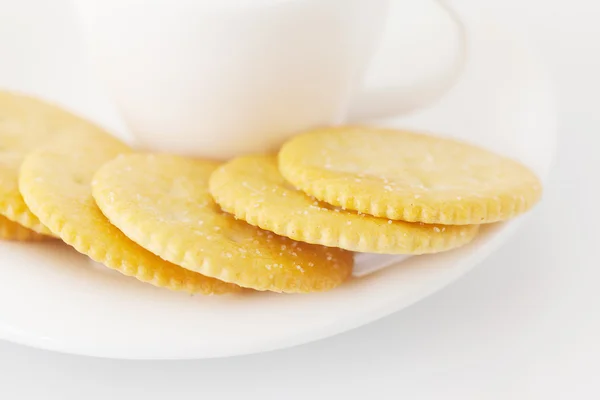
[0, 215, 49, 241]
[0, 91, 109, 235]
[209, 155, 479, 254]
[279, 126, 543, 225]
[92, 154, 354, 293]
[19, 131, 237, 295]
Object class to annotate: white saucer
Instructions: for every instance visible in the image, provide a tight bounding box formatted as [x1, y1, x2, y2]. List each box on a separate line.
[0, 3, 556, 359]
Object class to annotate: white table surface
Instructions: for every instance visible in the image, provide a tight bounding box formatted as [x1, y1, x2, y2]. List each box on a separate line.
[0, 0, 597, 398]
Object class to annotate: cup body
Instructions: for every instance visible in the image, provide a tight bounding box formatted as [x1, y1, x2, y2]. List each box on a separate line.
[73, 0, 389, 159]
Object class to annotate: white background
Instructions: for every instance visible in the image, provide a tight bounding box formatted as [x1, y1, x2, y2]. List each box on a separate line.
[0, 0, 598, 398]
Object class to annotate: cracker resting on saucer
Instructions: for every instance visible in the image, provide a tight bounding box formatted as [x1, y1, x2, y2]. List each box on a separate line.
[210, 155, 479, 254]
[19, 131, 238, 295]
[279, 126, 543, 225]
[92, 153, 354, 293]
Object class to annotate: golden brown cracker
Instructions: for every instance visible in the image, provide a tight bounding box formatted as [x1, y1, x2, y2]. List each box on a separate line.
[210, 155, 479, 254]
[19, 131, 237, 294]
[0, 91, 110, 235]
[92, 154, 354, 293]
[279, 126, 542, 225]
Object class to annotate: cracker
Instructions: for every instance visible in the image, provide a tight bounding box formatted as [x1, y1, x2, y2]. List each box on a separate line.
[279, 126, 543, 225]
[92, 154, 354, 293]
[210, 155, 479, 254]
[19, 131, 237, 295]
[0, 215, 49, 241]
[0, 91, 109, 235]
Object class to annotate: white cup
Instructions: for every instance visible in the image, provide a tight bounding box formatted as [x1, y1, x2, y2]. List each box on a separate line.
[72, 0, 467, 160]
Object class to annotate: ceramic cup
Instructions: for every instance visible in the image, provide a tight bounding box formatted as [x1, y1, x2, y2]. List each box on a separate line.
[72, 0, 467, 159]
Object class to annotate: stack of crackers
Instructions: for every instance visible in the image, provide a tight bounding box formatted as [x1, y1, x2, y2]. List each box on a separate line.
[0, 92, 542, 294]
